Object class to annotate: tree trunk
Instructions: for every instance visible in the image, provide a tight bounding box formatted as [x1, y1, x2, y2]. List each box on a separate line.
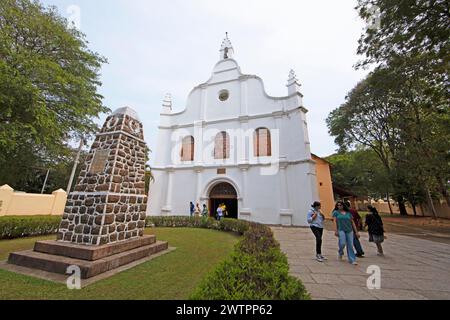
[412, 204, 417, 217]
[419, 203, 425, 217]
[386, 191, 394, 215]
[397, 195, 408, 216]
[436, 176, 450, 207]
[426, 188, 438, 219]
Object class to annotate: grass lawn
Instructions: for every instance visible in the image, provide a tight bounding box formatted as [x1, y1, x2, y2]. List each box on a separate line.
[0, 228, 240, 300]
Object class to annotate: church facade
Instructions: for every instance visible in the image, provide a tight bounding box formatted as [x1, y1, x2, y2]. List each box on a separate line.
[147, 35, 318, 226]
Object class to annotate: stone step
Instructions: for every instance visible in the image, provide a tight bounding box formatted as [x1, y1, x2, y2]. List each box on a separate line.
[8, 241, 169, 279]
[34, 235, 156, 261]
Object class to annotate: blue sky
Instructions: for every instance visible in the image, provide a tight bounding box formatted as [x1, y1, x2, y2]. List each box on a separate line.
[41, 0, 369, 159]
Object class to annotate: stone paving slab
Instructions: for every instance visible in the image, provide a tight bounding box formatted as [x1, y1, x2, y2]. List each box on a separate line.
[272, 227, 450, 300]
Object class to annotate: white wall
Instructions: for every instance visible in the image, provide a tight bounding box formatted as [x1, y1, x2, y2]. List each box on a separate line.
[148, 161, 314, 225]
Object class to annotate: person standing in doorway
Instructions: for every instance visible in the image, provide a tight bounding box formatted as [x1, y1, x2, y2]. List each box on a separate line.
[216, 204, 223, 221]
[189, 202, 195, 217]
[345, 201, 365, 257]
[365, 205, 386, 256]
[307, 201, 326, 262]
[332, 201, 360, 265]
[222, 204, 228, 217]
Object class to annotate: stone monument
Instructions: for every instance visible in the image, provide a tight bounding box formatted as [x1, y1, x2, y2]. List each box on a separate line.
[58, 106, 148, 245]
[8, 107, 168, 280]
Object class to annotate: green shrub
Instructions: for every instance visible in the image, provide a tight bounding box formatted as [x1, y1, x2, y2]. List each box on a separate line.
[146, 216, 251, 235]
[146, 217, 310, 300]
[190, 225, 310, 300]
[237, 223, 280, 257]
[0, 215, 60, 240]
[190, 249, 309, 300]
[147, 216, 310, 300]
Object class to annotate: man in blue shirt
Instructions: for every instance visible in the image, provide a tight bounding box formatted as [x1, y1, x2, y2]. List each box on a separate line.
[189, 202, 194, 217]
[307, 201, 326, 262]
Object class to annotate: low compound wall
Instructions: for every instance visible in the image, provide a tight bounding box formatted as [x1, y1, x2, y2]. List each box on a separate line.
[0, 185, 67, 216]
[356, 200, 450, 219]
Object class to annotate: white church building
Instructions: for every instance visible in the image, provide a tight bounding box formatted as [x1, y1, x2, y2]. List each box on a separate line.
[147, 35, 318, 226]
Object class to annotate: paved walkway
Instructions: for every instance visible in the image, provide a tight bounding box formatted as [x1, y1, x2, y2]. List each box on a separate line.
[272, 227, 450, 300]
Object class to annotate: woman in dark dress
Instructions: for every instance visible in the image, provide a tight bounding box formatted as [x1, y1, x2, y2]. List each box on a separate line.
[365, 206, 386, 256]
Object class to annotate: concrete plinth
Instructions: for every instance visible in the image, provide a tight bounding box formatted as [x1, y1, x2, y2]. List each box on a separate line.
[8, 235, 168, 279]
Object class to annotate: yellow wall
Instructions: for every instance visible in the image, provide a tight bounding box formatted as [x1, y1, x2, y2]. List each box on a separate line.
[313, 155, 335, 218]
[0, 185, 67, 216]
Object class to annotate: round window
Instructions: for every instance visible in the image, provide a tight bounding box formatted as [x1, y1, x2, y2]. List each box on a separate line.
[218, 90, 229, 101]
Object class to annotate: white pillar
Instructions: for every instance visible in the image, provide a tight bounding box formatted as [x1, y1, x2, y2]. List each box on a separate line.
[279, 158, 293, 225]
[238, 99, 251, 219]
[162, 167, 174, 215]
[238, 116, 249, 163]
[240, 78, 248, 116]
[200, 85, 208, 120]
[194, 121, 204, 166]
[239, 163, 251, 219]
[195, 166, 203, 204]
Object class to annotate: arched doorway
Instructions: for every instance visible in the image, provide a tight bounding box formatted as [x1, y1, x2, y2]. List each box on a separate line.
[209, 182, 238, 219]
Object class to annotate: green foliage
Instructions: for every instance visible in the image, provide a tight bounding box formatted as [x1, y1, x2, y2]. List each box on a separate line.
[0, 215, 60, 239]
[327, 57, 450, 213]
[191, 224, 309, 300]
[327, 149, 391, 199]
[146, 216, 309, 299]
[356, 0, 449, 78]
[146, 216, 252, 235]
[0, 0, 108, 190]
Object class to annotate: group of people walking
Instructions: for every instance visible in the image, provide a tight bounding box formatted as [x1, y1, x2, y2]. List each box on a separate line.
[307, 200, 385, 264]
[189, 202, 209, 218]
[189, 202, 228, 221]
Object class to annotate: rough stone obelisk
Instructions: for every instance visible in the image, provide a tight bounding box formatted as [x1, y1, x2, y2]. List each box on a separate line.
[58, 106, 147, 245]
[8, 107, 168, 280]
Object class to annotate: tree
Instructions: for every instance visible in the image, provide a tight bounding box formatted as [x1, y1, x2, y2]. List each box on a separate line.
[356, 0, 450, 78]
[327, 0, 450, 217]
[326, 149, 391, 200]
[357, 0, 450, 213]
[327, 58, 449, 216]
[0, 0, 108, 191]
[327, 66, 409, 214]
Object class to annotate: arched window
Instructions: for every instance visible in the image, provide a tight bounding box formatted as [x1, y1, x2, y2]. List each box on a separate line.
[254, 128, 272, 157]
[180, 136, 194, 161]
[214, 131, 230, 159]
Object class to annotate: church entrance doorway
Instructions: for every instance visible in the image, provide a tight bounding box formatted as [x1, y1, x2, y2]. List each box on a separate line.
[209, 182, 238, 219]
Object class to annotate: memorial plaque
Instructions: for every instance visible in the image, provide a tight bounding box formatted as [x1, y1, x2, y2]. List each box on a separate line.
[89, 150, 109, 174]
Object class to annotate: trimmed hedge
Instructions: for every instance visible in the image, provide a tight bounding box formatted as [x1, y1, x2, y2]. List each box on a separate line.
[145, 216, 253, 235]
[146, 216, 310, 300]
[0, 216, 60, 240]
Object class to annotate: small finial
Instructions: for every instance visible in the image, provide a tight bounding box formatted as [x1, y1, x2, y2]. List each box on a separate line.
[286, 69, 302, 95]
[287, 69, 300, 85]
[288, 69, 297, 81]
[162, 93, 172, 114]
[220, 33, 234, 60]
